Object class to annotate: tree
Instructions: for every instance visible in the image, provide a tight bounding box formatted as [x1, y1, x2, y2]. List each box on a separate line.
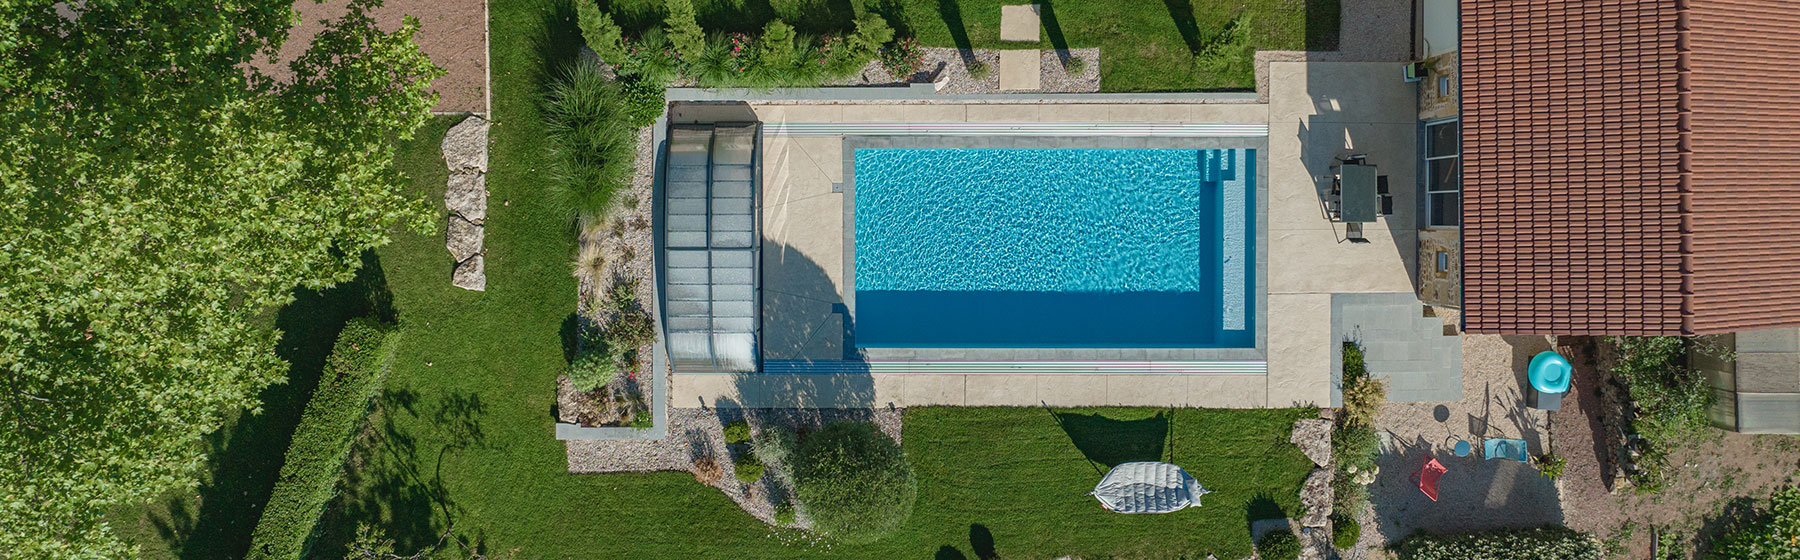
[791, 421, 917, 544]
[0, 0, 442, 555]
[757, 20, 797, 66]
[576, 0, 626, 64]
[663, 0, 705, 60]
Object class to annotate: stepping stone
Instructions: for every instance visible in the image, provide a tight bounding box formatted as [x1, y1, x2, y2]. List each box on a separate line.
[998, 50, 1040, 91]
[1000, 5, 1040, 42]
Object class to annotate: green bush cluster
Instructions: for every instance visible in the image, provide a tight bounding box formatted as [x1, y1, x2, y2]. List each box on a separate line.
[579, 1, 896, 88]
[1708, 486, 1800, 560]
[733, 453, 766, 484]
[1256, 529, 1301, 560]
[1333, 341, 1387, 511]
[791, 421, 917, 544]
[724, 420, 752, 444]
[567, 344, 617, 392]
[245, 319, 397, 560]
[752, 425, 798, 488]
[878, 37, 923, 79]
[542, 61, 637, 227]
[1333, 512, 1362, 549]
[1608, 336, 1719, 493]
[1393, 527, 1603, 560]
[618, 76, 665, 128]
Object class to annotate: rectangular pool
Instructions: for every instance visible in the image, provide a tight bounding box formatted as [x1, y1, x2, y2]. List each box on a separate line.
[852, 148, 1254, 348]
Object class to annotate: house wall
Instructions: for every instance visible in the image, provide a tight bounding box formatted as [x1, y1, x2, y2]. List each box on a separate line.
[1416, 52, 1460, 308]
[1419, 52, 1458, 121]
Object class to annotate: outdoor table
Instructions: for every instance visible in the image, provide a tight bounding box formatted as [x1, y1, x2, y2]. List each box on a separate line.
[1338, 164, 1378, 223]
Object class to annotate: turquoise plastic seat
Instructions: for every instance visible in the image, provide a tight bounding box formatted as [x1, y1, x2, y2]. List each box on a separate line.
[1528, 351, 1572, 394]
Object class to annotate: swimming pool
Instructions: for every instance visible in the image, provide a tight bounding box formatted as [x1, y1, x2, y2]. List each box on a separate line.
[852, 148, 1254, 348]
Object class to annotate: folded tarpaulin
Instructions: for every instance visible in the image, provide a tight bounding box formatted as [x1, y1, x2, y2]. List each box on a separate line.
[1089, 461, 1212, 514]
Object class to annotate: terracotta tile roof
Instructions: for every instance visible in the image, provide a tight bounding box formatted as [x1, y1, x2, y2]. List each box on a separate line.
[1462, 0, 1800, 335]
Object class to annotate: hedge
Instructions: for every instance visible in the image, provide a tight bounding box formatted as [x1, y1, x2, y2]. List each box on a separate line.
[246, 318, 398, 560]
[1394, 527, 1602, 560]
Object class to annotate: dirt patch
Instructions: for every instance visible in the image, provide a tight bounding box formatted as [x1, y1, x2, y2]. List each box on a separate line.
[1553, 337, 1800, 558]
[274, 0, 488, 114]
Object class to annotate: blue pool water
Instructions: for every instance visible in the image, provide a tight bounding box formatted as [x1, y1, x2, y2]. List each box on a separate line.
[852, 148, 1254, 348]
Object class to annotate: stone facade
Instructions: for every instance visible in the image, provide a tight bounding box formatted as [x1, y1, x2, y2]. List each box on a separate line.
[1418, 227, 1460, 307]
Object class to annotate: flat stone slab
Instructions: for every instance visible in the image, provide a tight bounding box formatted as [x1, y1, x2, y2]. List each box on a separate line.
[452, 254, 485, 291]
[445, 172, 486, 222]
[1298, 467, 1332, 527]
[1290, 418, 1333, 467]
[446, 215, 482, 262]
[997, 50, 1041, 91]
[442, 116, 489, 173]
[1000, 5, 1040, 42]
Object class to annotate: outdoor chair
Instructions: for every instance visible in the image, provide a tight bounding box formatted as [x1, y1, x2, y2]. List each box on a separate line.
[1408, 456, 1448, 501]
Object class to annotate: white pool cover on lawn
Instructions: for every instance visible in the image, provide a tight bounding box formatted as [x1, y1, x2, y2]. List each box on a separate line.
[1089, 461, 1212, 514]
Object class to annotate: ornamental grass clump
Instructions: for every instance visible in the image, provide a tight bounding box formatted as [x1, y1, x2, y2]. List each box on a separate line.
[543, 62, 636, 227]
[792, 421, 916, 544]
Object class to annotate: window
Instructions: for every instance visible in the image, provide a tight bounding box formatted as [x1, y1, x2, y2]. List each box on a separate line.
[1425, 119, 1460, 227]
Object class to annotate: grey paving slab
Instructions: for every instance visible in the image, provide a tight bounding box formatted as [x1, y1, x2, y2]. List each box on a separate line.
[1330, 293, 1461, 405]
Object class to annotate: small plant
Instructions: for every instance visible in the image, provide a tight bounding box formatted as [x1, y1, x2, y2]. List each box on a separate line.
[1608, 335, 1723, 493]
[1536, 453, 1567, 480]
[618, 75, 665, 128]
[1340, 342, 1389, 428]
[1063, 55, 1087, 76]
[630, 412, 654, 430]
[604, 307, 657, 371]
[1256, 529, 1301, 560]
[567, 347, 617, 392]
[733, 453, 766, 484]
[691, 453, 723, 485]
[576, 1, 626, 64]
[773, 501, 797, 526]
[967, 59, 992, 80]
[1332, 512, 1361, 549]
[1395, 527, 1603, 560]
[724, 420, 752, 444]
[752, 426, 798, 487]
[663, 0, 705, 60]
[601, 279, 639, 315]
[878, 37, 922, 79]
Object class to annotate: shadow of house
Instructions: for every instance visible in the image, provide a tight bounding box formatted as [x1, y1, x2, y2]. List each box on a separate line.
[1052, 410, 1171, 469]
[1370, 433, 1564, 541]
[157, 252, 393, 560]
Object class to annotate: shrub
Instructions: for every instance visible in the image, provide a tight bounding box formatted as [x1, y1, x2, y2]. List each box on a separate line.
[792, 421, 917, 544]
[1196, 15, 1255, 87]
[734, 453, 766, 484]
[1340, 342, 1389, 428]
[724, 420, 752, 444]
[1609, 336, 1721, 492]
[968, 59, 992, 80]
[1394, 527, 1603, 560]
[753, 425, 798, 487]
[622, 29, 680, 84]
[618, 75, 665, 128]
[878, 37, 922, 79]
[1536, 454, 1567, 480]
[543, 62, 637, 226]
[603, 307, 657, 370]
[1708, 487, 1800, 560]
[1333, 512, 1362, 549]
[691, 453, 723, 485]
[567, 347, 617, 392]
[663, 0, 705, 60]
[774, 501, 797, 526]
[246, 319, 396, 560]
[758, 20, 797, 68]
[576, 1, 625, 64]
[1063, 55, 1088, 76]
[1257, 529, 1301, 560]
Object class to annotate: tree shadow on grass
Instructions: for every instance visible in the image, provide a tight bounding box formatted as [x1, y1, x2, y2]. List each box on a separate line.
[1244, 492, 1287, 534]
[1160, 0, 1204, 55]
[1051, 410, 1170, 469]
[531, 0, 584, 98]
[147, 252, 393, 560]
[934, 0, 975, 64]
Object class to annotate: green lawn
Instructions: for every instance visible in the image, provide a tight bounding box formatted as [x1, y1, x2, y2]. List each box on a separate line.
[606, 0, 1340, 91]
[115, 0, 1317, 558]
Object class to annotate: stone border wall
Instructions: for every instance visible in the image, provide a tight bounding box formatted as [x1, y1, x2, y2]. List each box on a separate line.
[442, 116, 488, 291]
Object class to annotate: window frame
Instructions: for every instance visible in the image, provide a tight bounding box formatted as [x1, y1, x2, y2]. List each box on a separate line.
[1424, 117, 1461, 228]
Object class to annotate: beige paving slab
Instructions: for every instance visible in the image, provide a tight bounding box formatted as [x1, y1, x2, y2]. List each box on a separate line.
[759, 291, 838, 360]
[1268, 61, 1420, 125]
[998, 50, 1041, 91]
[762, 192, 843, 272]
[756, 374, 881, 408]
[903, 375, 967, 406]
[1110, 103, 1270, 124]
[1036, 375, 1109, 407]
[965, 375, 1037, 406]
[964, 104, 1045, 122]
[792, 137, 844, 183]
[1034, 104, 1118, 122]
[871, 374, 906, 408]
[1268, 228, 1418, 295]
[1189, 376, 1270, 408]
[840, 104, 968, 123]
[1000, 4, 1040, 42]
[1104, 375, 1189, 406]
[750, 104, 842, 123]
[672, 374, 746, 409]
[1266, 293, 1333, 407]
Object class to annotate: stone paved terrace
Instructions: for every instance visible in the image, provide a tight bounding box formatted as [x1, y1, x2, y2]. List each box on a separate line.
[665, 61, 1427, 410]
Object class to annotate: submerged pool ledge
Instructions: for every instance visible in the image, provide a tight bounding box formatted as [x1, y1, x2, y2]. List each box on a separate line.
[757, 360, 1269, 376]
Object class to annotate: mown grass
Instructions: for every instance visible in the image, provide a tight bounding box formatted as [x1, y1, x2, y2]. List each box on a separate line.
[606, 0, 1340, 91]
[118, 0, 1319, 557]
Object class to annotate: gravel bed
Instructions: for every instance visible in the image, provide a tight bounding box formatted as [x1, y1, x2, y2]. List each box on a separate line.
[847, 48, 1099, 94]
[566, 407, 904, 528]
[566, 125, 658, 427]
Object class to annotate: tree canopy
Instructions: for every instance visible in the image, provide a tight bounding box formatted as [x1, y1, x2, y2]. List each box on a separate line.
[0, 0, 441, 555]
[791, 421, 918, 544]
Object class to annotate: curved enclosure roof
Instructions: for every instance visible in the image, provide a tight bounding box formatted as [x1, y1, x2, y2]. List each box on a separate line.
[663, 124, 760, 372]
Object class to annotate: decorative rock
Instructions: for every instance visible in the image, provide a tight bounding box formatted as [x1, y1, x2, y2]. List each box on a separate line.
[452, 254, 486, 291]
[1299, 527, 1334, 560]
[1290, 418, 1333, 467]
[446, 215, 483, 262]
[445, 173, 487, 222]
[1298, 467, 1333, 527]
[441, 116, 489, 173]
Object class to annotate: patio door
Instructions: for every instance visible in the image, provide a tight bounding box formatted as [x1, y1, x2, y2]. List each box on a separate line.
[1425, 118, 1460, 227]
